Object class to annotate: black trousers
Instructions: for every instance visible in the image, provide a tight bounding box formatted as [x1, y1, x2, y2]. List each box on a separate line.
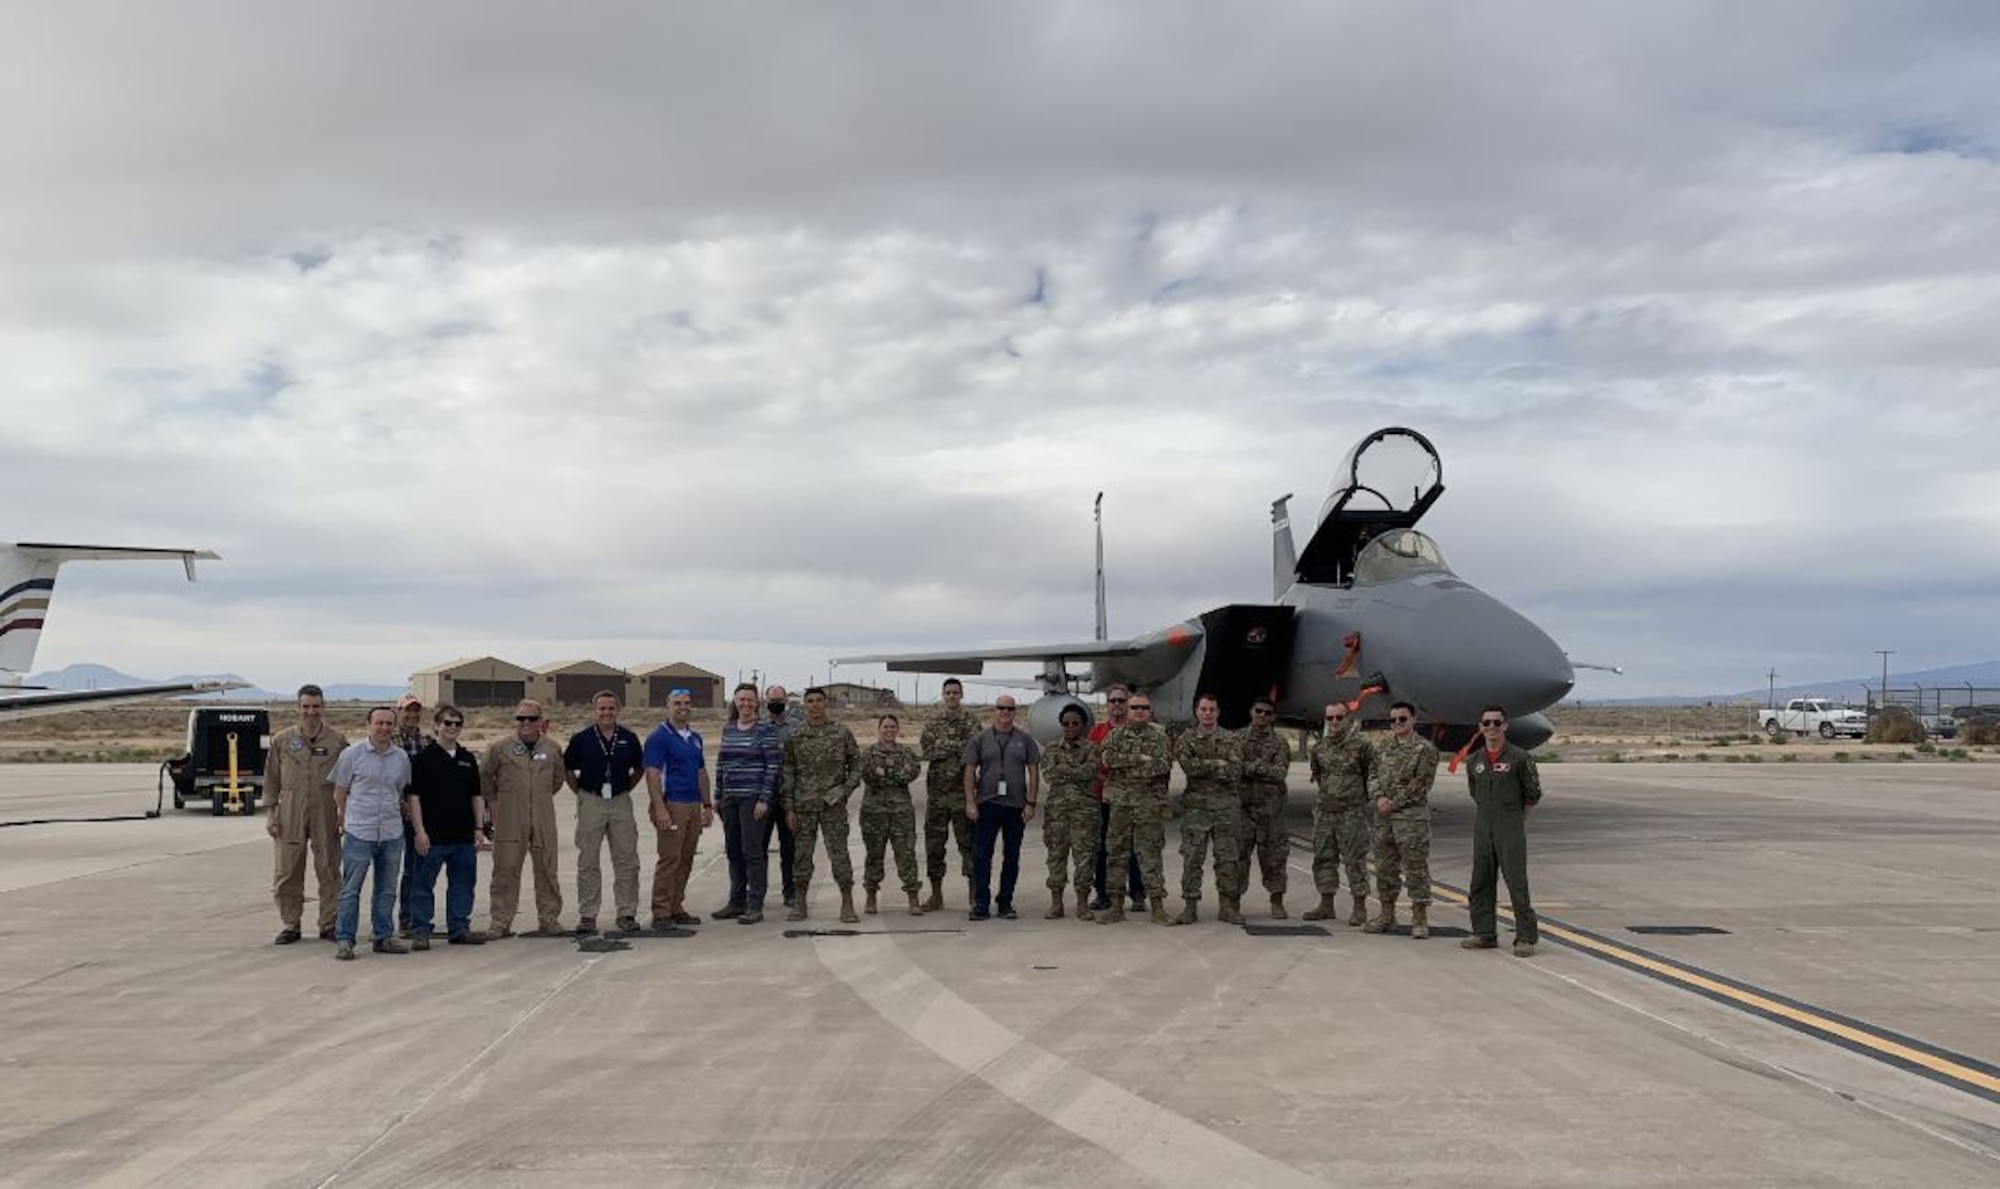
[971, 803, 1026, 912]
[722, 799, 770, 910]
[1467, 809, 1537, 944]
[1094, 800, 1145, 902]
[761, 792, 797, 898]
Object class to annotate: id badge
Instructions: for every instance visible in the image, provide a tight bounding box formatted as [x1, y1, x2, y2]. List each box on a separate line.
[997, 778, 1008, 800]
[600, 782, 614, 801]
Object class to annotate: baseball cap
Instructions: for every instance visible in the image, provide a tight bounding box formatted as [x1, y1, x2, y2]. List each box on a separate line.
[395, 694, 422, 710]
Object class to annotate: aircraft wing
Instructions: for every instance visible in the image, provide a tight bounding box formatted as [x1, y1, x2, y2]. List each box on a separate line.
[0, 680, 244, 723]
[833, 638, 1149, 676]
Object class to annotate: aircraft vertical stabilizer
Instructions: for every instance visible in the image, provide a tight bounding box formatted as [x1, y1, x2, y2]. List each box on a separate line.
[0, 543, 217, 684]
[1270, 494, 1297, 600]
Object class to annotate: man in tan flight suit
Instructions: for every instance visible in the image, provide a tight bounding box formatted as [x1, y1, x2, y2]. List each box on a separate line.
[484, 699, 566, 937]
[265, 683, 349, 944]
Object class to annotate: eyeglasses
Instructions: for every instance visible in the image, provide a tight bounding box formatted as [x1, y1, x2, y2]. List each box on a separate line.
[1389, 715, 1412, 723]
[1480, 719, 1506, 727]
[1106, 697, 1128, 704]
[996, 706, 1017, 712]
[440, 720, 464, 728]
[515, 715, 541, 722]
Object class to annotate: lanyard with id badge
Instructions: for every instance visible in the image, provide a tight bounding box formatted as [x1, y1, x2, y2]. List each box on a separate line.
[596, 730, 622, 799]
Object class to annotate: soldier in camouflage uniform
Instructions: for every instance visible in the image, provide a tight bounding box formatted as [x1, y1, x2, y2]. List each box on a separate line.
[782, 688, 863, 923]
[858, 713, 925, 916]
[1097, 695, 1173, 924]
[1173, 694, 1244, 925]
[918, 678, 982, 911]
[1236, 698, 1294, 919]
[1366, 701, 1440, 939]
[1037, 705, 1101, 920]
[1305, 703, 1373, 926]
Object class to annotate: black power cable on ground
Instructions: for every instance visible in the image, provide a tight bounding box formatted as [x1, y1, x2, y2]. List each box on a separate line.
[0, 761, 175, 829]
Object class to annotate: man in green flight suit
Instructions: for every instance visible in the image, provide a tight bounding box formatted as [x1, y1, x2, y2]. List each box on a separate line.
[1459, 704, 1543, 957]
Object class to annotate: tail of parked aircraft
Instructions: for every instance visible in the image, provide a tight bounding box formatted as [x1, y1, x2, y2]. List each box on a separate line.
[0, 543, 216, 685]
[1270, 494, 1297, 599]
[1093, 493, 1109, 642]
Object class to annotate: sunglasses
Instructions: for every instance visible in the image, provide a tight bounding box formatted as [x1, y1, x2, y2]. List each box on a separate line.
[1389, 715, 1412, 723]
[1129, 704, 1153, 712]
[1252, 708, 1274, 715]
[440, 720, 465, 728]
[515, 715, 542, 722]
[997, 706, 1017, 712]
[1107, 697, 1128, 704]
[1480, 719, 1506, 727]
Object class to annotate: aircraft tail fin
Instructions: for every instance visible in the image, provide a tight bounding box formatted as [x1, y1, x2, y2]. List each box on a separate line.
[0, 543, 216, 682]
[1271, 494, 1297, 599]
[1094, 493, 1108, 641]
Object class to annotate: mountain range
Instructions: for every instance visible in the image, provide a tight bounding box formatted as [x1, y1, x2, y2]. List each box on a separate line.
[1583, 660, 2000, 707]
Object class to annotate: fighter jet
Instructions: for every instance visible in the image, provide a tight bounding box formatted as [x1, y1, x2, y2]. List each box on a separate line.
[1, 542, 237, 721]
[834, 427, 1575, 751]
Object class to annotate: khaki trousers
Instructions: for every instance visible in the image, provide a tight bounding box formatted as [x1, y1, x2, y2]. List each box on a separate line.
[271, 784, 341, 932]
[575, 789, 640, 921]
[489, 787, 562, 930]
[650, 801, 704, 920]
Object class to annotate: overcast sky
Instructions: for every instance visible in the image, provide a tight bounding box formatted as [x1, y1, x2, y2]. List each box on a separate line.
[4, 2, 1996, 703]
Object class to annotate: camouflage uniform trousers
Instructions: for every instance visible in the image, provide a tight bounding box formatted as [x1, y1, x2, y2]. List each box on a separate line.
[923, 768, 975, 883]
[1311, 799, 1372, 898]
[792, 798, 856, 891]
[1178, 792, 1244, 902]
[860, 795, 921, 894]
[1237, 782, 1290, 896]
[1372, 814, 1432, 905]
[1040, 789, 1098, 897]
[1103, 799, 1167, 903]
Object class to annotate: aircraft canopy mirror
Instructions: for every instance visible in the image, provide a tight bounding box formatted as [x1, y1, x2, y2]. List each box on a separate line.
[1352, 529, 1453, 585]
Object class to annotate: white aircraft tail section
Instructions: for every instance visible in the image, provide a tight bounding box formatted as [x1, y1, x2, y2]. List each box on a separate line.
[0, 543, 216, 683]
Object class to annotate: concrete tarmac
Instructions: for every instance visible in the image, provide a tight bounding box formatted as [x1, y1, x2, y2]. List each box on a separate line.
[1, 761, 1996, 1188]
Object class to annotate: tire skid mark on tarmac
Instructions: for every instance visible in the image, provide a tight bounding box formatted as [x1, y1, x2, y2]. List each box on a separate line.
[813, 935, 1322, 1189]
[1285, 832, 2000, 1107]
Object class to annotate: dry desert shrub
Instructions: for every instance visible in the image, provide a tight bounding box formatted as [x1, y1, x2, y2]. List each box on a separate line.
[1865, 708, 1926, 745]
[1959, 718, 2000, 746]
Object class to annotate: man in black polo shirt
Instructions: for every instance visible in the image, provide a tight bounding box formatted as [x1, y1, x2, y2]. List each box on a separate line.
[405, 705, 489, 948]
[564, 691, 648, 934]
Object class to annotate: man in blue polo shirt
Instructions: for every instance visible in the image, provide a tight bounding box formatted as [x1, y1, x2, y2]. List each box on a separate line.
[645, 688, 714, 929]
[564, 690, 647, 934]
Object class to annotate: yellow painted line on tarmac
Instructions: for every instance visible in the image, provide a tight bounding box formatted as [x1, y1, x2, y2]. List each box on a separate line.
[1287, 832, 2000, 1104]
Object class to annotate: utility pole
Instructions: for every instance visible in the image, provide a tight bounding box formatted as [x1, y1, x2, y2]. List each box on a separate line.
[1766, 668, 1778, 709]
[1875, 650, 1894, 710]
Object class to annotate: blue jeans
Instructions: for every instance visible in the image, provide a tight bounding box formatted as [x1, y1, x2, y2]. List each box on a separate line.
[337, 833, 403, 944]
[410, 842, 478, 938]
[972, 803, 1026, 913]
[396, 831, 420, 929]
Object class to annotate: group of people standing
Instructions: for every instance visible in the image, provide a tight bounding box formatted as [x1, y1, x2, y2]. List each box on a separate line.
[262, 677, 1545, 959]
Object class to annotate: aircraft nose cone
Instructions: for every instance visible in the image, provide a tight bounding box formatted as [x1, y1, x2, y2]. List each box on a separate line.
[1398, 588, 1574, 722]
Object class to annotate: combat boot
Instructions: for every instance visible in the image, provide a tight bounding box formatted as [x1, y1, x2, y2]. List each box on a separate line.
[923, 880, 944, 913]
[1099, 901, 1125, 923]
[1347, 895, 1368, 927]
[1410, 903, 1430, 940]
[1217, 896, 1245, 925]
[1045, 896, 1064, 920]
[907, 890, 924, 916]
[1075, 891, 1094, 922]
[838, 886, 860, 924]
[787, 881, 811, 922]
[1363, 898, 1397, 934]
[1301, 894, 1338, 921]
[1171, 899, 1199, 926]
[1150, 899, 1171, 925]
[864, 888, 879, 915]
[1269, 893, 1288, 920]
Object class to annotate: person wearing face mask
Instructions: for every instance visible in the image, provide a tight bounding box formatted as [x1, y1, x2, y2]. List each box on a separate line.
[1305, 703, 1373, 926]
[1459, 705, 1542, 958]
[760, 684, 803, 909]
[1366, 701, 1439, 939]
[482, 700, 567, 938]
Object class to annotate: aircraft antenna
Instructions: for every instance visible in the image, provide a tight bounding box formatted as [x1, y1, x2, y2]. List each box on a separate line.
[1093, 492, 1108, 641]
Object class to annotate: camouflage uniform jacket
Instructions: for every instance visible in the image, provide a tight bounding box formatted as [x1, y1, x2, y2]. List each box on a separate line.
[1463, 742, 1542, 813]
[1309, 727, 1372, 809]
[860, 741, 922, 801]
[1371, 734, 1439, 820]
[782, 720, 862, 808]
[1176, 727, 1242, 801]
[1100, 722, 1172, 807]
[1237, 725, 1291, 792]
[919, 709, 982, 776]
[1038, 737, 1100, 801]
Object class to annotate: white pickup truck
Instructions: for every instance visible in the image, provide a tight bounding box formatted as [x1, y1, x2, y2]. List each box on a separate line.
[1759, 698, 1869, 739]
